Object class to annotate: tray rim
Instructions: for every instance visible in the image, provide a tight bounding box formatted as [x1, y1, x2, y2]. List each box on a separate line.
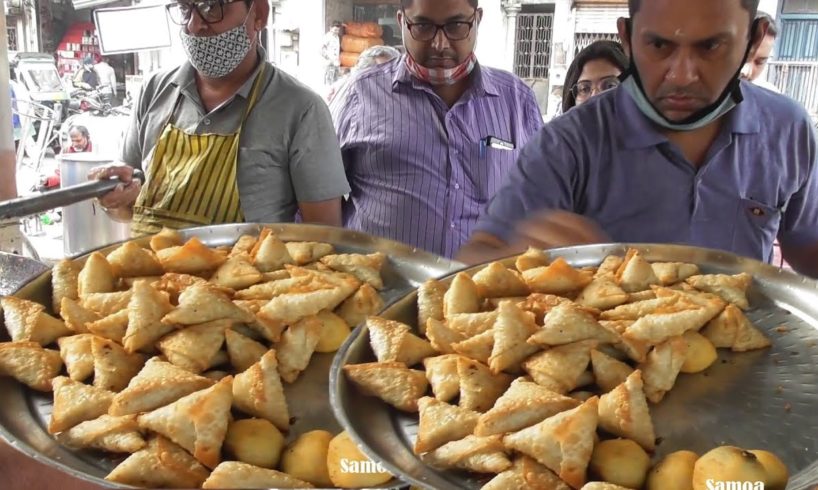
[330, 242, 818, 490]
[0, 222, 464, 490]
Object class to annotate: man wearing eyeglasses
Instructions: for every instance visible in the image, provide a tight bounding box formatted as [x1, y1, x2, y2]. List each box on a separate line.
[330, 0, 544, 259]
[89, 0, 350, 235]
[459, 0, 818, 278]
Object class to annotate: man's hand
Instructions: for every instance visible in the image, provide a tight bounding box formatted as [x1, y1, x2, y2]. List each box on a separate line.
[87, 164, 141, 222]
[513, 210, 609, 250]
[780, 241, 818, 279]
[457, 211, 609, 265]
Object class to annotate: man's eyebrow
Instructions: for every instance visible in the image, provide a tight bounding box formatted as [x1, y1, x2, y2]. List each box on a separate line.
[642, 30, 733, 44]
[407, 13, 473, 23]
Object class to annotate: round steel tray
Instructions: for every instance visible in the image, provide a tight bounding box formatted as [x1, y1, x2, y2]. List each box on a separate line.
[331, 243, 818, 490]
[0, 223, 463, 489]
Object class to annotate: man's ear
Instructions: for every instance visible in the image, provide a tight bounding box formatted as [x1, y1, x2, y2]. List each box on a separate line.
[254, 0, 270, 30]
[476, 7, 484, 26]
[616, 17, 632, 57]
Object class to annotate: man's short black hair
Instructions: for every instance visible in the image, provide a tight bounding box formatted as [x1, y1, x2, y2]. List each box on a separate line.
[400, 0, 478, 9]
[332, 20, 343, 28]
[628, 0, 759, 20]
[757, 11, 778, 38]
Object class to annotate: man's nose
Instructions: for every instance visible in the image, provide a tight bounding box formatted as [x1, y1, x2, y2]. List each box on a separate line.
[431, 28, 452, 52]
[186, 10, 208, 34]
[665, 50, 699, 86]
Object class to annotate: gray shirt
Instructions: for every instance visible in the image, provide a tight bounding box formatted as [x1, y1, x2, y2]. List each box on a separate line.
[121, 59, 350, 223]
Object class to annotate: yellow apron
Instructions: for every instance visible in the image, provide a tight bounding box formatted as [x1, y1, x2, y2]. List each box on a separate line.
[132, 65, 266, 236]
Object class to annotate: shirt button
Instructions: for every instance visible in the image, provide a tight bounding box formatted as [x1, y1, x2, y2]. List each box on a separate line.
[450, 223, 456, 229]
[751, 207, 765, 216]
[454, 183, 460, 190]
[203, 118, 211, 125]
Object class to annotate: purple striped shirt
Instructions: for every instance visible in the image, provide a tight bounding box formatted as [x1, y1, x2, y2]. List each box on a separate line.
[330, 57, 544, 258]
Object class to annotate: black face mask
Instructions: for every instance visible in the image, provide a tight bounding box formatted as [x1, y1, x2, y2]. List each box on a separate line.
[619, 18, 761, 129]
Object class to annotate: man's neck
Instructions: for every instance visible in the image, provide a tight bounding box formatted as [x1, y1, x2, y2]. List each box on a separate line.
[661, 119, 724, 169]
[195, 49, 260, 112]
[434, 77, 472, 108]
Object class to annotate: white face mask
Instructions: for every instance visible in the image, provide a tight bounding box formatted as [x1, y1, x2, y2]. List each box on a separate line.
[180, 5, 255, 79]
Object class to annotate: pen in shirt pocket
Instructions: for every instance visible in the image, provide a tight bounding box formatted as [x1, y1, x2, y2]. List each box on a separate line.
[479, 136, 516, 158]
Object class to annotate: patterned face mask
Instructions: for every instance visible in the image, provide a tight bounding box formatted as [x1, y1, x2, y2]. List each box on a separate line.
[180, 5, 255, 79]
[404, 52, 478, 86]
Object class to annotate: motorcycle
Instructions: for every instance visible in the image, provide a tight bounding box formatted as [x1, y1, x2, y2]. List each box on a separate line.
[67, 88, 112, 116]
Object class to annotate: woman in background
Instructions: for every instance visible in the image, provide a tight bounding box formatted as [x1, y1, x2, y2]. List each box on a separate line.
[561, 40, 629, 114]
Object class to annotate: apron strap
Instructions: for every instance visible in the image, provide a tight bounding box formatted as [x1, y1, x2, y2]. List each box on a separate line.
[239, 63, 267, 128]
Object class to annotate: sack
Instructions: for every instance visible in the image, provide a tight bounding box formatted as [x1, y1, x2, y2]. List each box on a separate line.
[344, 22, 383, 39]
[340, 52, 361, 68]
[341, 35, 384, 54]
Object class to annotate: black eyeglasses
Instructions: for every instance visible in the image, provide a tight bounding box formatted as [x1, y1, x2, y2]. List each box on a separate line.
[166, 0, 244, 25]
[403, 9, 478, 42]
[571, 76, 621, 99]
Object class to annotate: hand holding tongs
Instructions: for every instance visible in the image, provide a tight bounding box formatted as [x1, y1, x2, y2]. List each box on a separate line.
[0, 169, 145, 223]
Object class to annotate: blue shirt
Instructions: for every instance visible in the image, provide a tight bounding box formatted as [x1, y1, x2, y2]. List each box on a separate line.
[475, 82, 818, 262]
[331, 57, 544, 258]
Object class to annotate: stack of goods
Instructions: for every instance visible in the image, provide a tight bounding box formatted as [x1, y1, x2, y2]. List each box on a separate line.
[340, 22, 384, 69]
[56, 22, 100, 77]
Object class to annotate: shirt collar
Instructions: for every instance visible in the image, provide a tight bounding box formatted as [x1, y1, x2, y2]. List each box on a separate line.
[170, 51, 266, 101]
[616, 81, 761, 150]
[391, 55, 499, 97]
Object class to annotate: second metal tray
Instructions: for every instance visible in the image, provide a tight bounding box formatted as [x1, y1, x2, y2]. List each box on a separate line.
[331, 243, 818, 490]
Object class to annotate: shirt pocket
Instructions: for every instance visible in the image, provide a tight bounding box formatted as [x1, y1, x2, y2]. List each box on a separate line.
[471, 140, 520, 205]
[731, 196, 782, 261]
[237, 148, 297, 222]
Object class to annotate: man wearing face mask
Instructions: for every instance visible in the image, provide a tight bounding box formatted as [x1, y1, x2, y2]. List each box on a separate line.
[459, 0, 818, 278]
[89, 0, 350, 235]
[330, 0, 544, 259]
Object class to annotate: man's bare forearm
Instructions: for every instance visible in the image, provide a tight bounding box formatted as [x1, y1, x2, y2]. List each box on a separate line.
[456, 233, 523, 265]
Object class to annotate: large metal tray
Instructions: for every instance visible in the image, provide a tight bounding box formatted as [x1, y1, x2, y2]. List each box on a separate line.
[331, 243, 818, 490]
[0, 223, 463, 489]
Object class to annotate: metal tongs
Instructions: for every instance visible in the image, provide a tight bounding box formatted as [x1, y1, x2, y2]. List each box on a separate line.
[0, 169, 145, 224]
